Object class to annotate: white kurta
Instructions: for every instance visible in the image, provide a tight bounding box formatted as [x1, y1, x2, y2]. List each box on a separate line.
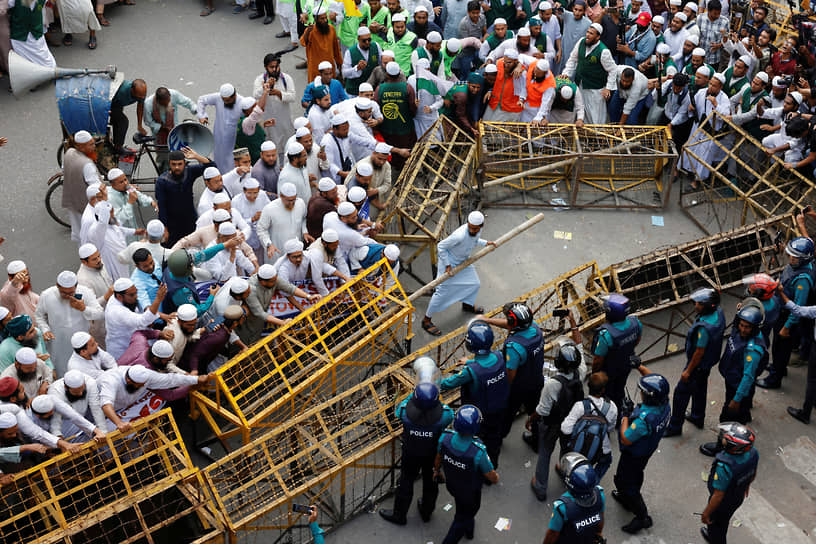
[256, 198, 308, 263]
[75, 263, 112, 347]
[408, 75, 443, 139]
[34, 285, 103, 376]
[58, 0, 101, 33]
[97, 366, 198, 418]
[222, 167, 250, 198]
[66, 349, 117, 379]
[253, 72, 297, 158]
[425, 223, 487, 316]
[8, 0, 55, 67]
[196, 92, 246, 172]
[88, 219, 135, 281]
[195, 209, 252, 240]
[202, 241, 255, 282]
[308, 106, 333, 146]
[680, 89, 731, 180]
[563, 39, 617, 125]
[306, 242, 350, 295]
[322, 211, 376, 256]
[320, 132, 353, 184]
[278, 163, 312, 204]
[232, 192, 271, 251]
[104, 297, 159, 360]
[49, 375, 107, 435]
[29, 397, 96, 441]
[0, 403, 59, 448]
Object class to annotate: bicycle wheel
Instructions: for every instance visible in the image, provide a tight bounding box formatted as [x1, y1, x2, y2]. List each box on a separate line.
[45, 174, 71, 228]
[56, 141, 65, 168]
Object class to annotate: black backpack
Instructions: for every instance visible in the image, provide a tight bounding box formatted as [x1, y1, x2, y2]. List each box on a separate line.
[548, 375, 584, 424]
[567, 399, 611, 465]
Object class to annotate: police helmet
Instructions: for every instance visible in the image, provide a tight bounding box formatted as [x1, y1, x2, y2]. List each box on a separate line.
[602, 293, 630, 322]
[554, 343, 582, 373]
[564, 460, 599, 507]
[167, 249, 193, 277]
[717, 422, 755, 455]
[742, 273, 779, 301]
[736, 304, 763, 332]
[413, 382, 440, 410]
[465, 320, 494, 355]
[504, 302, 533, 332]
[690, 287, 720, 314]
[786, 237, 815, 264]
[637, 373, 669, 406]
[453, 404, 482, 435]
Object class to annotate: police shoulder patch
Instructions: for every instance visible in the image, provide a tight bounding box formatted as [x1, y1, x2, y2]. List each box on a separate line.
[630, 422, 637, 430]
[746, 355, 752, 362]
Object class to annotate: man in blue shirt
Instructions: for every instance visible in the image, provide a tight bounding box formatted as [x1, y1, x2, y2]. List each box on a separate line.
[110, 79, 147, 154]
[301, 62, 349, 108]
[130, 249, 162, 311]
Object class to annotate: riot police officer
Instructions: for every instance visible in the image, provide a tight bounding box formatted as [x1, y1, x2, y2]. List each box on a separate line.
[743, 273, 781, 343]
[543, 453, 606, 544]
[434, 405, 499, 544]
[777, 284, 816, 425]
[665, 288, 726, 437]
[380, 380, 455, 526]
[757, 237, 815, 389]
[592, 294, 642, 420]
[440, 320, 509, 468]
[612, 366, 670, 534]
[700, 423, 759, 544]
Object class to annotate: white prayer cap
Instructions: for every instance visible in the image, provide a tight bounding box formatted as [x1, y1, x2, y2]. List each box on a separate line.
[63, 369, 85, 388]
[6, 261, 25, 275]
[535, 59, 550, 72]
[355, 96, 374, 110]
[517, 26, 531, 37]
[539, 1, 552, 9]
[791, 91, 804, 104]
[670, 0, 681, 5]
[685, 32, 697, 44]
[446, 38, 461, 53]
[590, 23, 603, 34]
[212, 192, 231, 204]
[86, 183, 102, 200]
[57, 270, 77, 288]
[94, 200, 112, 219]
[374, 142, 392, 154]
[738, 54, 752, 66]
[384, 244, 400, 261]
[656, 43, 671, 55]
[294, 117, 309, 130]
[674, 11, 687, 21]
[147, 219, 165, 238]
[280, 182, 297, 197]
[348, 186, 367, 203]
[107, 168, 125, 181]
[560, 85, 574, 100]
[70, 331, 92, 349]
[692, 47, 705, 57]
[113, 278, 134, 292]
[772, 76, 784, 87]
[213, 208, 231, 222]
[78, 243, 98, 259]
[322, 228, 339, 243]
[417, 57, 431, 70]
[484, 63, 498, 74]
[218, 222, 237, 236]
[338, 201, 357, 216]
[414, 4, 428, 12]
[15, 347, 36, 365]
[427, 31, 442, 43]
[151, 340, 174, 359]
[260, 140, 277, 152]
[31, 395, 54, 414]
[712, 72, 726, 84]
[392, 13, 406, 22]
[295, 126, 311, 139]
[685, 1, 697, 10]
[285, 239, 304, 253]
[653, 15, 664, 24]
[230, 277, 250, 293]
[177, 304, 198, 322]
[243, 177, 260, 190]
[331, 113, 349, 126]
[240, 96, 256, 110]
[696, 65, 711, 77]
[467, 210, 485, 226]
[381, 50, 396, 59]
[258, 264, 278, 280]
[357, 25, 371, 36]
[359, 82, 374, 93]
[755, 71, 769, 83]
[0, 307, 8, 321]
[219, 83, 235, 98]
[74, 130, 93, 144]
[318, 60, 333, 71]
[315, 4, 328, 15]
[203, 166, 220, 180]
[504, 48, 519, 60]
[666, 65, 678, 76]
[494, 17, 507, 25]
[127, 365, 150, 384]
[386, 62, 401, 76]
[287, 141, 305, 155]
[357, 161, 374, 176]
[318, 177, 336, 192]
[0, 412, 16, 429]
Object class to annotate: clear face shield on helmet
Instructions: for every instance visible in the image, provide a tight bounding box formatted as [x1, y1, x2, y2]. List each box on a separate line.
[413, 356, 441, 387]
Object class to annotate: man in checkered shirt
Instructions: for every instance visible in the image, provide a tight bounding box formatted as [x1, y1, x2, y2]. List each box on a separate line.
[696, 0, 729, 69]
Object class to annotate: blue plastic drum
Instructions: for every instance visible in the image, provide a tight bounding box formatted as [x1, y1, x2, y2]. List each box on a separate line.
[56, 75, 115, 136]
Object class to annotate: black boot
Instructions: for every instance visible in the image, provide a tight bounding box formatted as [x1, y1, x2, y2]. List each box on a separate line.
[379, 509, 407, 525]
[788, 406, 811, 424]
[699, 441, 721, 457]
[621, 515, 653, 534]
[417, 498, 432, 522]
[522, 430, 539, 453]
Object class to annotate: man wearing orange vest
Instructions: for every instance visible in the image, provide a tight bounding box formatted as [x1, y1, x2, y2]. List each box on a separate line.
[520, 59, 556, 123]
[484, 48, 526, 122]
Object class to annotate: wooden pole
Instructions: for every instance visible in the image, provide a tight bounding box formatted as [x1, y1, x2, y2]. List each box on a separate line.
[408, 212, 547, 301]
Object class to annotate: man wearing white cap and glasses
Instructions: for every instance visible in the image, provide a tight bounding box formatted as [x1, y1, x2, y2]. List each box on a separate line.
[276, 238, 349, 285]
[1, 260, 39, 319]
[258, 182, 311, 263]
[34, 271, 103, 376]
[321, 114, 355, 183]
[66, 331, 116, 379]
[106, 168, 157, 242]
[196, 83, 247, 172]
[104, 278, 168, 360]
[422, 211, 496, 336]
[279, 141, 314, 203]
[563, 23, 618, 124]
[49, 369, 108, 441]
[323, 201, 378, 258]
[118, 219, 170, 273]
[343, 26, 383, 96]
[77, 243, 114, 346]
[62, 130, 102, 242]
[203, 223, 258, 282]
[198, 167, 230, 216]
[88, 200, 146, 281]
[232, 177, 272, 262]
[307, 229, 352, 296]
[29, 394, 104, 443]
[0, 347, 52, 402]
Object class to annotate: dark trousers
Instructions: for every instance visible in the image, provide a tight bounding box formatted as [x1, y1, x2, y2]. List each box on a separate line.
[613, 450, 650, 519]
[110, 105, 128, 150]
[254, 0, 274, 15]
[668, 366, 710, 430]
[532, 421, 561, 496]
[801, 346, 816, 418]
[479, 412, 504, 469]
[719, 383, 753, 424]
[768, 319, 800, 384]
[441, 490, 481, 544]
[671, 119, 693, 151]
[605, 369, 631, 426]
[392, 451, 437, 517]
[706, 496, 745, 544]
[502, 385, 541, 438]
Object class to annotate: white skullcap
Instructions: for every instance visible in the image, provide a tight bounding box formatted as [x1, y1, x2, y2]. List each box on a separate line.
[468, 210, 485, 226]
[590, 22, 603, 34]
[540, 1, 552, 8]
[504, 48, 519, 60]
[86, 183, 102, 200]
[686, 1, 697, 10]
[63, 369, 85, 388]
[359, 82, 374, 92]
[295, 126, 311, 139]
[287, 141, 305, 155]
[494, 17, 507, 25]
[94, 200, 112, 219]
[696, 65, 711, 77]
[517, 26, 531, 37]
[258, 264, 277, 280]
[78, 243, 97, 259]
[338, 201, 357, 216]
[74, 130, 93, 144]
[414, 4, 428, 12]
[382, 50, 396, 59]
[240, 97, 256, 110]
[357, 161, 374, 176]
[280, 182, 297, 197]
[656, 43, 671, 55]
[127, 365, 150, 384]
[322, 228, 339, 243]
[427, 31, 442, 43]
[6, 261, 25, 275]
[317, 177, 336, 192]
[692, 47, 705, 57]
[230, 277, 250, 293]
[212, 192, 230, 205]
[446, 38, 461, 52]
[151, 340, 174, 358]
[772, 76, 784, 86]
[213, 208, 231, 222]
[57, 270, 78, 288]
[674, 11, 687, 21]
[416, 57, 431, 70]
[484, 64, 498, 73]
[756, 71, 769, 83]
[384, 244, 400, 260]
[147, 219, 165, 238]
[175, 304, 197, 322]
[392, 13, 406, 22]
[374, 142, 392, 154]
[294, 117, 309, 130]
[331, 113, 349, 126]
[653, 15, 664, 24]
[386, 62, 401, 76]
[0, 412, 16, 429]
[203, 166, 221, 180]
[738, 54, 752, 66]
[686, 33, 698, 45]
[791, 91, 804, 104]
[219, 83, 235, 98]
[357, 25, 371, 36]
[244, 177, 260, 190]
[318, 60, 333, 71]
[666, 65, 678, 76]
[218, 222, 237, 236]
[70, 331, 92, 349]
[0, 307, 8, 321]
[315, 4, 328, 15]
[348, 186, 367, 203]
[355, 96, 374, 110]
[535, 59, 550, 72]
[113, 277, 134, 292]
[15, 347, 36, 365]
[285, 239, 304, 253]
[107, 168, 125, 181]
[260, 140, 277, 152]
[31, 395, 54, 414]
[560, 85, 574, 100]
[670, 0, 681, 5]
[713, 72, 726, 84]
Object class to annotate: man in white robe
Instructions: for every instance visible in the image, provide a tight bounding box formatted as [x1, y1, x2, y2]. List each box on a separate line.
[253, 55, 297, 161]
[275, 238, 342, 283]
[563, 23, 618, 125]
[76, 244, 113, 347]
[279, 142, 313, 203]
[57, 0, 100, 48]
[66, 332, 116, 379]
[104, 278, 165, 360]
[305, 230, 351, 296]
[197, 83, 246, 172]
[257, 183, 311, 263]
[87, 201, 143, 281]
[680, 73, 732, 182]
[8, 0, 55, 68]
[48, 369, 107, 439]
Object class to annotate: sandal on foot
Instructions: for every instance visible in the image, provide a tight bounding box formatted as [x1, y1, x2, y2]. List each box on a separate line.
[87, 35, 97, 49]
[62, 33, 73, 46]
[200, 6, 215, 15]
[422, 320, 442, 336]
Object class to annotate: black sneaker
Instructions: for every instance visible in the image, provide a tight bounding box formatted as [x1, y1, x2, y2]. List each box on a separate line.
[756, 377, 781, 389]
[663, 427, 682, 437]
[684, 414, 704, 429]
[621, 515, 653, 534]
[249, 11, 263, 19]
[788, 406, 811, 424]
[378, 509, 406, 525]
[417, 499, 432, 522]
[522, 430, 539, 453]
[700, 526, 711, 542]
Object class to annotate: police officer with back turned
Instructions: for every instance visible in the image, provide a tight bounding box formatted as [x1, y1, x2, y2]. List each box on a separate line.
[665, 288, 726, 437]
[434, 405, 499, 544]
[544, 453, 606, 544]
[379, 378, 455, 526]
